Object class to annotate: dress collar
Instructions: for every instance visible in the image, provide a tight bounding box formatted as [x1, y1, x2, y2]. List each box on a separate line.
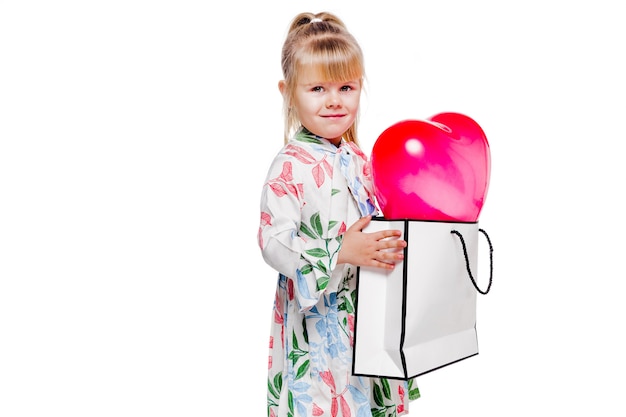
[294, 127, 344, 150]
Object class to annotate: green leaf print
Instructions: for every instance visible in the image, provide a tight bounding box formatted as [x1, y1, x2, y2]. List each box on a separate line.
[300, 264, 313, 274]
[288, 390, 294, 416]
[289, 332, 309, 367]
[315, 260, 328, 274]
[267, 373, 282, 414]
[328, 220, 338, 230]
[373, 382, 385, 407]
[300, 222, 317, 239]
[305, 248, 327, 258]
[288, 349, 307, 363]
[345, 295, 354, 314]
[338, 290, 354, 314]
[316, 275, 329, 291]
[295, 359, 310, 380]
[371, 409, 386, 417]
[331, 188, 340, 196]
[381, 378, 392, 400]
[268, 377, 279, 400]
[310, 212, 323, 237]
[408, 378, 421, 400]
[273, 373, 283, 395]
[338, 268, 355, 314]
[296, 129, 323, 144]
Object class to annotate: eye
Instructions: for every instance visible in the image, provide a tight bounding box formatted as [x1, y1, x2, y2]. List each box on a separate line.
[311, 86, 324, 92]
[340, 85, 353, 92]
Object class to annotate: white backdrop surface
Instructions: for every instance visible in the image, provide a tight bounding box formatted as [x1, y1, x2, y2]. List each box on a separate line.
[1, 1, 624, 416]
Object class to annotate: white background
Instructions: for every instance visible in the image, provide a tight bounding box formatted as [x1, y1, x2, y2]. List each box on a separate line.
[1, 1, 625, 416]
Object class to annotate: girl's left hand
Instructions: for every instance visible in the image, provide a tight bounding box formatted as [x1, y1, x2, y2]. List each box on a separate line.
[337, 216, 406, 270]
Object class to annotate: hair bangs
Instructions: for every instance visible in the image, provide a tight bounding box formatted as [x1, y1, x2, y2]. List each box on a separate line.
[296, 38, 363, 83]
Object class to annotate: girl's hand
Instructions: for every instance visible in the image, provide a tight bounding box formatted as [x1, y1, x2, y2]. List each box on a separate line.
[337, 215, 406, 270]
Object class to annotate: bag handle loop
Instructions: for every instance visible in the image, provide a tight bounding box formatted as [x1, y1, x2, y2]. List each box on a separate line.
[450, 228, 493, 295]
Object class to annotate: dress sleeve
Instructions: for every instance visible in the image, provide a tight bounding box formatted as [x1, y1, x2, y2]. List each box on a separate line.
[258, 153, 342, 312]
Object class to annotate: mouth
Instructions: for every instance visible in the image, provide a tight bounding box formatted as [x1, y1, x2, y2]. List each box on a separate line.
[321, 114, 346, 118]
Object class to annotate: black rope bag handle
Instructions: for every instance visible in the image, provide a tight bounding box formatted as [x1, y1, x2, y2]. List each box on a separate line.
[450, 228, 493, 295]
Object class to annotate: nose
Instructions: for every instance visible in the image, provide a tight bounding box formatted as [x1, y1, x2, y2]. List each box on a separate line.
[326, 91, 342, 108]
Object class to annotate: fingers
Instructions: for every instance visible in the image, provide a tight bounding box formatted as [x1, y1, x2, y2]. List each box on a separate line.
[374, 228, 402, 240]
[377, 234, 406, 249]
[369, 255, 401, 270]
[341, 217, 407, 271]
[373, 237, 405, 270]
[350, 215, 372, 231]
[374, 229, 406, 252]
[378, 245, 405, 262]
[370, 260, 396, 270]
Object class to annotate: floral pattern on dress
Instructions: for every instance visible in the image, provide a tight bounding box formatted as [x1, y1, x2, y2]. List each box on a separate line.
[260, 128, 419, 417]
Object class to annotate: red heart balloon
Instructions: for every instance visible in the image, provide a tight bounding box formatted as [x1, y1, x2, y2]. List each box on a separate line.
[371, 112, 491, 221]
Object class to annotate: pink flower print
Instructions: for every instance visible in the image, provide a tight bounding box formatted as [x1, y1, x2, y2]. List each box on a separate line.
[285, 143, 317, 164]
[287, 278, 295, 301]
[284, 143, 333, 188]
[397, 384, 406, 414]
[311, 156, 333, 188]
[319, 371, 351, 417]
[363, 160, 372, 178]
[281, 324, 285, 349]
[344, 141, 366, 159]
[312, 403, 324, 416]
[279, 160, 295, 180]
[268, 161, 301, 199]
[312, 163, 324, 188]
[268, 336, 274, 369]
[338, 222, 347, 235]
[330, 396, 351, 417]
[274, 292, 284, 325]
[260, 212, 272, 226]
[347, 314, 355, 347]
[319, 370, 336, 392]
[273, 307, 282, 324]
[258, 213, 272, 248]
[339, 396, 351, 417]
[257, 227, 264, 249]
[319, 370, 338, 417]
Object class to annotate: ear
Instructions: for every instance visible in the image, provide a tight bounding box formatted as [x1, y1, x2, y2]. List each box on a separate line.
[278, 80, 287, 97]
[278, 80, 292, 109]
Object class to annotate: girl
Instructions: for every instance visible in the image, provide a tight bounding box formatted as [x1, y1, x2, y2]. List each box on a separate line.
[258, 12, 420, 417]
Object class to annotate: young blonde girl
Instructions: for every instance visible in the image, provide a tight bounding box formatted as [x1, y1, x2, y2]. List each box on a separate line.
[258, 12, 420, 417]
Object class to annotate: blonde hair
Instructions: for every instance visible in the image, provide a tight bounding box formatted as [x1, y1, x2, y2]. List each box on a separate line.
[280, 12, 365, 145]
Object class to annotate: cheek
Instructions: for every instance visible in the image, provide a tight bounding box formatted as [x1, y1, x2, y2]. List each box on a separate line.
[303, 102, 324, 119]
[293, 95, 315, 114]
[348, 95, 362, 110]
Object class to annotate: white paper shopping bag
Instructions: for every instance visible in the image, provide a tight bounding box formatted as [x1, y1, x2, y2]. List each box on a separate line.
[352, 217, 492, 380]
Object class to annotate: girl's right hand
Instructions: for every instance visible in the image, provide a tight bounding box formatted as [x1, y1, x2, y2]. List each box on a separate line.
[337, 215, 406, 270]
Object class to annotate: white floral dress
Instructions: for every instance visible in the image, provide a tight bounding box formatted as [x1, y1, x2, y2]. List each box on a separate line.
[258, 128, 420, 417]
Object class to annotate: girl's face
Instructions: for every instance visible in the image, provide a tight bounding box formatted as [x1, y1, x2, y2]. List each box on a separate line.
[288, 65, 361, 145]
